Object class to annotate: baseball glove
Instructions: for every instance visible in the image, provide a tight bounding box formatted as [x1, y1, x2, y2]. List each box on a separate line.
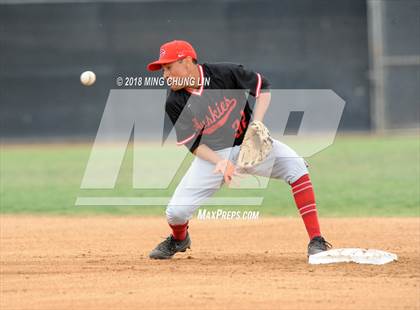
[237, 120, 273, 169]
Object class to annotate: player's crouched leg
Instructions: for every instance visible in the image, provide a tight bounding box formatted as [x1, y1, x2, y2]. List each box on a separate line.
[269, 140, 332, 256]
[149, 152, 224, 259]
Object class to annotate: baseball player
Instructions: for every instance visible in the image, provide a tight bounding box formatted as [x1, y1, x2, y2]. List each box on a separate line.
[147, 40, 331, 259]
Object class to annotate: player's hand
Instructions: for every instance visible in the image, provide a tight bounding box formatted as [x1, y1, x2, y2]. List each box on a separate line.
[213, 159, 241, 186]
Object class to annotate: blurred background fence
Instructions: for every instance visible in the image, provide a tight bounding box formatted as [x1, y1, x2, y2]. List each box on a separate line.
[0, 0, 419, 140]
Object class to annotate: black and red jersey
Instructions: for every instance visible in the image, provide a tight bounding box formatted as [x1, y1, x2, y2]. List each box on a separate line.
[164, 62, 270, 152]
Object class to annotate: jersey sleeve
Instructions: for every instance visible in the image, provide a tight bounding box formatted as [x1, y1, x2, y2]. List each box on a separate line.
[229, 64, 270, 98]
[165, 98, 202, 153]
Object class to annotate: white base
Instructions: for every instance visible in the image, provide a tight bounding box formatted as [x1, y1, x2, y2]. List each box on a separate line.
[308, 248, 398, 265]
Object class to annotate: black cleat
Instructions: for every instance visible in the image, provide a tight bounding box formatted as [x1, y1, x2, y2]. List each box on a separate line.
[149, 233, 191, 259]
[308, 236, 332, 256]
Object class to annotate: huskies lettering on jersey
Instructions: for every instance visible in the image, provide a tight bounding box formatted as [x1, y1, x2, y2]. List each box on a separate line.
[164, 63, 270, 152]
[192, 97, 237, 135]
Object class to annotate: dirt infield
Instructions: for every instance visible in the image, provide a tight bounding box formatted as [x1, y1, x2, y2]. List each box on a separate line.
[1, 217, 419, 310]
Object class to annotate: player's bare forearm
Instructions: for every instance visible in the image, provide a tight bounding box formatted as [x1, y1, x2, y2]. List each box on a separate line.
[193, 144, 237, 185]
[193, 144, 223, 164]
[253, 91, 271, 122]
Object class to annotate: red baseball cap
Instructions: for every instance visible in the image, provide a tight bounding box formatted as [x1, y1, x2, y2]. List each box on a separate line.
[147, 40, 197, 71]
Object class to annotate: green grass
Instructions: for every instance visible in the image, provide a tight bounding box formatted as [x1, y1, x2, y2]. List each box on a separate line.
[1, 135, 419, 217]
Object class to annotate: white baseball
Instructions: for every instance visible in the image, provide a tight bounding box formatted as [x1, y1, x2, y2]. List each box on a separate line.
[80, 71, 96, 86]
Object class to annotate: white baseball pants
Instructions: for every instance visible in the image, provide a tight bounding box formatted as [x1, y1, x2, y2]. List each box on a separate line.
[166, 139, 308, 225]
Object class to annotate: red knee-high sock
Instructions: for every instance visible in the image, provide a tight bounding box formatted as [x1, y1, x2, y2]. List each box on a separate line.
[169, 222, 188, 241]
[291, 174, 321, 240]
